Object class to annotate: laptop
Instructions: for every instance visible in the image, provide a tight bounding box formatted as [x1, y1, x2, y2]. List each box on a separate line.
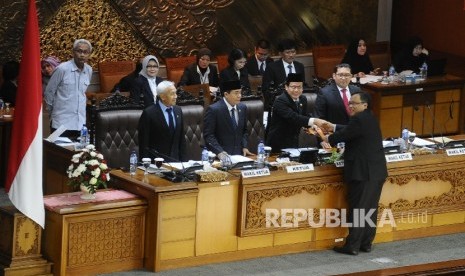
[427, 58, 447, 76]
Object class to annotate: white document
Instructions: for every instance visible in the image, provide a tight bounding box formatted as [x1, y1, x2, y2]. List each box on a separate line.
[281, 148, 319, 158]
[351, 75, 381, 84]
[430, 136, 453, 143]
[46, 125, 67, 142]
[229, 155, 253, 164]
[412, 137, 435, 147]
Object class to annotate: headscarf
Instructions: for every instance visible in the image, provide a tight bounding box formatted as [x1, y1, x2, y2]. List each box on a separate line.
[341, 39, 373, 74]
[139, 55, 159, 79]
[41, 56, 61, 75]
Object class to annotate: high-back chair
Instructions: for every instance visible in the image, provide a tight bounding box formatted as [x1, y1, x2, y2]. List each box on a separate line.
[165, 56, 197, 85]
[312, 45, 346, 81]
[216, 54, 229, 73]
[241, 97, 265, 153]
[367, 41, 391, 71]
[179, 103, 205, 161]
[90, 93, 144, 169]
[98, 60, 135, 93]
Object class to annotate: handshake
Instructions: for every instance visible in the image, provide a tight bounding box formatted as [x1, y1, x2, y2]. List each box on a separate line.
[313, 118, 335, 134]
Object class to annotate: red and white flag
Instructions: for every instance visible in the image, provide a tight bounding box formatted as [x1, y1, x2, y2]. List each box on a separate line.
[6, 0, 44, 228]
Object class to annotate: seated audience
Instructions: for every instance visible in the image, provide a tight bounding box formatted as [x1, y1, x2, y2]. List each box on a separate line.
[112, 59, 142, 93]
[246, 39, 274, 76]
[203, 80, 253, 161]
[341, 39, 378, 77]
[130, 55, 163, 107]
[178, 48, 219, 88]
[41, 56, 61, 94]
[138, 80, 186, 161]
[219, 48, 250, 90]
[393, 36, 429, 73]
[0, 60, 20, 106]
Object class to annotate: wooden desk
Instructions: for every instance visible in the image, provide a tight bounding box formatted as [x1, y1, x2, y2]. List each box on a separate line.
[43, 140, 76, 195]
[43, 189, 147, 276]
[362, 75, 465, 138]
[0, 114, 13, 187]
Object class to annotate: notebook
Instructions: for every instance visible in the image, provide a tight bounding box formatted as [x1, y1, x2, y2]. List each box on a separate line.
[427, 58, 447, 76]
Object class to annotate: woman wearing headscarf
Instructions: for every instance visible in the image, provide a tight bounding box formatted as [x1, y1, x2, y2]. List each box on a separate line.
[341, 39, 377, 77]
[178, 48, 219, 88]
[130, 55, 163, 107]
[219, 48, 250, 90]
[393, 36, 429, 73]
[41, 56, 61, 94]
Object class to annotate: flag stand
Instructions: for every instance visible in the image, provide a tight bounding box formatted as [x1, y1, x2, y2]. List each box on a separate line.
[0, 206, 52, 276]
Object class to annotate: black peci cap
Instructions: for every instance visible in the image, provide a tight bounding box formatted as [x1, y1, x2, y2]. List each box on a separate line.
[286, 73, 303, 83]
[221, 80, 241, 92]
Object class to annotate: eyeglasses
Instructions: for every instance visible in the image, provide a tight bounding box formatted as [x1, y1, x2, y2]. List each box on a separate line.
[288, 85, 303, 90]
[74, 49, 91, 55]
[348, 101, 366, 106]
[336, 73, 353, 78]
[146, 65, 159, 68]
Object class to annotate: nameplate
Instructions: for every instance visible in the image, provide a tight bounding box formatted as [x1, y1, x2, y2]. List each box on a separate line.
[241, 168, 270, 178]
[446, 148, 465, 156]
[385, 153, 412, 162]
[220, 181, 230, 186]
[286, 164, 314, 173]
[334, 160, 345, 167]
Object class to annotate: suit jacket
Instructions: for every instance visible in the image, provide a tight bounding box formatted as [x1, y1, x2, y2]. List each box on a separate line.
[315, 83, 362, 125]
[203, 99, 248, 155]
[266, 92, 309, 152]
[261, 59, 305, 111]
[246, 56, 274, 76]
[130, 75, 163, 107]
[219, 66, 250, 90]
[138, 102, 186, 161]
[178, 63, 219, 87]
[328, 109, 388, 182]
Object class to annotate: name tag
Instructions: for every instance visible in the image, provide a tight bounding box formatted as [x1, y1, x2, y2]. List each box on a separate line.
[446, 148, 465, 156]
[385, 153, 413, 162]
[241, 168, 270, 178]
[286, 164, 314, 173]
[334, 160, 345, 167]
[220, 181, 230, 186]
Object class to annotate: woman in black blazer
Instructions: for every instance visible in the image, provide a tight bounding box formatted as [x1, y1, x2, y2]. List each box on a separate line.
[130, 55, 163, 107]
[219, 48, 250, 90]
[178, 48, 219, 88]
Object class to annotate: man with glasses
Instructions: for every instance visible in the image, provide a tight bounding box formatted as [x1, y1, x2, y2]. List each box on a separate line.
[315, 63, 362, 130]
[45, 39, 93, 140]
[266, 73, 326, 152]
[321, 91, 387, 255]
[262, 39, 306, 112]
[246, 39, 274, 76]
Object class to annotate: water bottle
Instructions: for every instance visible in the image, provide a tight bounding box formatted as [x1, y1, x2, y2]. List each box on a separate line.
[80, 124, 89, 147]
[129, 150, 138, 176]
[257, 140, 265, 168]
[388, 65, 396, 82]
[201, 147, 209, 163]
[420, 62, 428, 80]
[401, 128, 409, 152]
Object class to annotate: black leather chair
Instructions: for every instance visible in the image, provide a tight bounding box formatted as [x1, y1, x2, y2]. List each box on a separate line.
[90, 93, 144, 169]
[242, 97, 265, 153]
[299, 93, 319, 148]
[179, 103, 205, 161]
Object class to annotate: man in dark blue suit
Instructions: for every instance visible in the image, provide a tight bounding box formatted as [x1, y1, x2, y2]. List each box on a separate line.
[261, 39, 306, 112]
[322, 91, 388, 255]
[246, 39, 274, 76]
[203, 80, 253, 160]
[138, 80, 186, 161]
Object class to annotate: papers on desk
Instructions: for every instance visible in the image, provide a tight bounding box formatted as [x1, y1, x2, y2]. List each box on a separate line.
[411, 137, 435, 147]
[281, 148, 324, 157]
[430, 136, 454, 143]
[167, 160, 206, 170]
[229, 155, 253, 164]
[351, 75, 381, 84]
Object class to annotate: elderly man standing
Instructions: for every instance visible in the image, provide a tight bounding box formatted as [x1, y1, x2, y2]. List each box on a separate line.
[138, 80, 186, 162]
[45, 39, 93, 139]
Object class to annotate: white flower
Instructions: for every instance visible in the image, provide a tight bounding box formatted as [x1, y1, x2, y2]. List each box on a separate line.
[90, 151, 97, 157]
[91, 168, 101, 178]
[88, 159, 99, 166]
[97, 153, 104, 159]
[106, 173, 110, 181]
[85, 144, 95, 150]
[100, 163, 108, 170]
[89, 177, 97, 185]
[76, 164, 86, 174]
[72, 170, 81, 178]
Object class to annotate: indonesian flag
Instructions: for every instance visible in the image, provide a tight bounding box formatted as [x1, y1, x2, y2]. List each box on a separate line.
[6, 0, 44, 228]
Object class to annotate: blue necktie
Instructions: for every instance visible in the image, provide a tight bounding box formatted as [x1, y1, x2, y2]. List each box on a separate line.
[287, 64, 293, 75]
[166, 108, 175, 134]
[231, 108, 238, 129]
[259, 62, 265, 75]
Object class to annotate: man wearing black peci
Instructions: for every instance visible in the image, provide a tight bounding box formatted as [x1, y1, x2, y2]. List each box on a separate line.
[138, 80, 186, 162]
[322, 91, 388, 255]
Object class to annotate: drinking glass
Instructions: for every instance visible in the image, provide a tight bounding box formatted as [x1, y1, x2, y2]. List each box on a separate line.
[154, 157, 164, 170]
[408, 133, 416, 150]
[264, 146, 272, 163]
[142, 158, 151, 175]
[4, 102, 10, 116]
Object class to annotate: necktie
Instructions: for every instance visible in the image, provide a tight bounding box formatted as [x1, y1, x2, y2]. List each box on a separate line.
[295, 101, 301, 113]
[287, 64, 293, 75]
[341, 88, 350, 115]
[230, 108, 238, 129]
[259, 62, 265, 75]
[166, 108, 175, 134]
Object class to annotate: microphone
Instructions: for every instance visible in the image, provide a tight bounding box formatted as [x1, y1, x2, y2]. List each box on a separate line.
[145, 147, 196, 182]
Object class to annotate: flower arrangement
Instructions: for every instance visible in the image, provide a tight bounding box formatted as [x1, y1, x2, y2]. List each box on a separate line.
[67, 144, 110, 194]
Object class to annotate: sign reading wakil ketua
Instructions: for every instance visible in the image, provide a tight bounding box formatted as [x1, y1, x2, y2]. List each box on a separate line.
[286, 164, 314, 173]
[241, 168, 270, 178]
[446, 148, 465, 156]
[385, 152, 413, 163]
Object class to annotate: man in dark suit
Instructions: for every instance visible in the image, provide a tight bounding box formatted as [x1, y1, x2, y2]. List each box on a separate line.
[315, 63, 362, 126]
[322, 91, 388, 255]
[138, 80, 186, 161]
[262, 39, 306, 112]
[203, 80, 253, 160]
[246, 39, 274, 76]
[266, 73, 325, 153]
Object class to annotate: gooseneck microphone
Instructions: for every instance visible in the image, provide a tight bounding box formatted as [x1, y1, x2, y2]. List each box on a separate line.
[145, 147, 189, 182]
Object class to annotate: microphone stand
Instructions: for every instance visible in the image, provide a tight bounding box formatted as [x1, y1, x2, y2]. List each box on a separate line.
[145, 148, 190, 183]
[423, 101, 445, 149]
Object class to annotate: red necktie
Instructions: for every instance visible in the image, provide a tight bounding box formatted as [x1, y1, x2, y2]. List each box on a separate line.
[341, 88, 350, 115]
